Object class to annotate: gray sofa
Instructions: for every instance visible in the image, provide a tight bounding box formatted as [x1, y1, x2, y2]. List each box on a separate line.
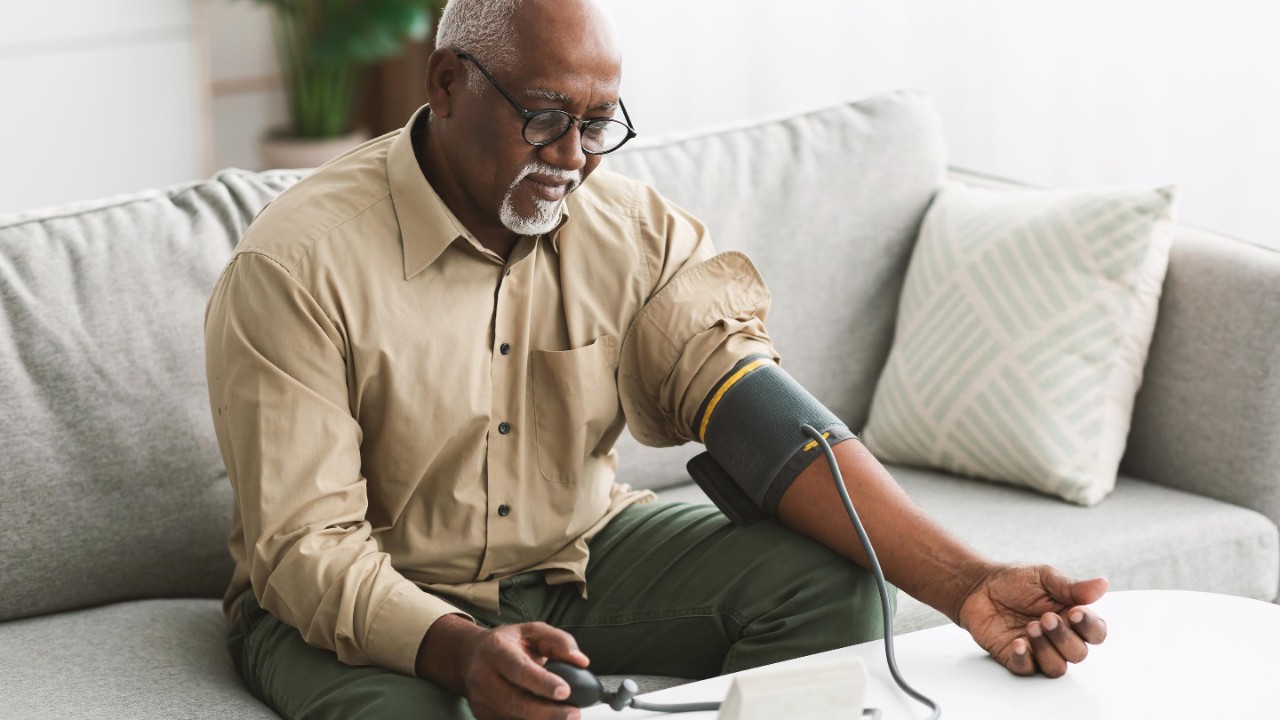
[1, 91, 1276, 718]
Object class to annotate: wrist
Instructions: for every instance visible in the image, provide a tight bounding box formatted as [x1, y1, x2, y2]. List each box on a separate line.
[415, 613, 486, 693]
[948, 559, 1001, 628]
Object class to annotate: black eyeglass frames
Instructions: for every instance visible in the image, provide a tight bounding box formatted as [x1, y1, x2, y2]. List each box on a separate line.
[454, 51, 637, 155]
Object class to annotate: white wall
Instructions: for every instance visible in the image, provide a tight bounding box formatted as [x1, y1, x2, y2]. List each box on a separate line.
[596, 0, 1280, 247]
[0, 1, 205, 215]
[4, 1, 1276, 250]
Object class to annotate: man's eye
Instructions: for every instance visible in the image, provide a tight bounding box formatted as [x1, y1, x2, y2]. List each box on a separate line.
[528, 114, 565, 132]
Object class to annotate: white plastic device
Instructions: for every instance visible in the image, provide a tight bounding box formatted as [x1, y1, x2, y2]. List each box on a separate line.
[716, 655, 869, 720]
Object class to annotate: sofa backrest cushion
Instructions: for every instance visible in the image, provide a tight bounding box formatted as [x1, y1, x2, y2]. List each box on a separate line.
[605, 91, 947, 489]
[0, 170, 302, 621]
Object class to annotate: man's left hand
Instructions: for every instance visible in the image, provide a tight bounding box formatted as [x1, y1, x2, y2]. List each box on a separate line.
[957, 564, 1109, 678]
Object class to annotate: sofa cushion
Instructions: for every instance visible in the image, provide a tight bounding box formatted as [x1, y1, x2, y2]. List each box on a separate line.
[0, 599, 276, 719]
[0, 597, 688, 715]
[0, 170, 303, 622]
[607, 91, 948, 490]
[652, 465, 1280, 631]
[862, 183, 1176, 506]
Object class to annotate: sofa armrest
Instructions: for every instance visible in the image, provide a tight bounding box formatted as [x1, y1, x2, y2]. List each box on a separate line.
[1120, 223, 1280, 531]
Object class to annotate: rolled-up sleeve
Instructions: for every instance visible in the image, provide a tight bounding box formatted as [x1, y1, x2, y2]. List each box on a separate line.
[618, 191, 779, 447]
[205, 251, 467, 676]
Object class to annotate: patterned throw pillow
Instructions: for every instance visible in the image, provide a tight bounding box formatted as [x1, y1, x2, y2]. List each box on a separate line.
[862, 183, 1176, 505]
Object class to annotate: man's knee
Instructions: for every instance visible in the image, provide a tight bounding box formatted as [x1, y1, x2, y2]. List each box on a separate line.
[762, 528, 897, 646]
[719, 530, 896, 673]
[807, 560, 897, 645]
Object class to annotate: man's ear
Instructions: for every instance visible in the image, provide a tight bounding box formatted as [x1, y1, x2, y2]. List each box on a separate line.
[425, 47, 462, 118]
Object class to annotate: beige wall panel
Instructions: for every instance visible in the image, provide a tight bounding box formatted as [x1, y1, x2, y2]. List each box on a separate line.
[204, 0, 278, 83]
[211, 88, 288, 172]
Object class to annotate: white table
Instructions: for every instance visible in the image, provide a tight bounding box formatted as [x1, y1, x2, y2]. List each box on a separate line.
[582, 590, 1280, 719]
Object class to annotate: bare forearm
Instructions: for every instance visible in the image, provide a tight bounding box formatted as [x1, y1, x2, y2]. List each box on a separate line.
[776, 438, 995, 624]
[415, 614, 485, 692]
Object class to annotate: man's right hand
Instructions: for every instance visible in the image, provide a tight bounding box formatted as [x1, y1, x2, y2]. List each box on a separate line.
[417, 614, 591, 720]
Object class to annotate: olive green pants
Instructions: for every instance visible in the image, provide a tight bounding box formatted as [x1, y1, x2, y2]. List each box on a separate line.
[228, 501, 894, 719]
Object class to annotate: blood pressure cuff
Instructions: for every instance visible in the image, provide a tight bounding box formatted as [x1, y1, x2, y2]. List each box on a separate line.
[686, 354, 855, 525]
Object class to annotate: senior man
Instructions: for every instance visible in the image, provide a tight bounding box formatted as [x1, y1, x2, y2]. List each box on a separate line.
[206, 0, 1108, 718]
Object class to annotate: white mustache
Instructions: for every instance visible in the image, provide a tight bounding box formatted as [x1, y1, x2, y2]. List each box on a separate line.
[513, 162, 581, 194]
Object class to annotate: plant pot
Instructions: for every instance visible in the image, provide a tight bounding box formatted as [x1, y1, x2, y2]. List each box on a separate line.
[260, 128, 371, 170]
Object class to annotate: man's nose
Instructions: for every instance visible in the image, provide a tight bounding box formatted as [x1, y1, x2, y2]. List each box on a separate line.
[539, 123, 587, 174]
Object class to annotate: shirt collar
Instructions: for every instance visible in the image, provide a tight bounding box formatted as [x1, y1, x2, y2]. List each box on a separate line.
[549, 211, 570, 254]
[388, 105, 478, 280]
[388, 105, 571, 278]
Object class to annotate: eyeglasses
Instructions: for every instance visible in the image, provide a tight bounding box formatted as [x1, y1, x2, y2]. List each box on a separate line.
[455, 51, 637, 155]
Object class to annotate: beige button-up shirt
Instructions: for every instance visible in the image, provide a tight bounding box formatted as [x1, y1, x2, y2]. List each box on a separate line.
[205, 106, 777, 676]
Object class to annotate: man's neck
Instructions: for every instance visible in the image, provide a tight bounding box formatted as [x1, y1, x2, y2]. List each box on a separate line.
[414, 116, 520, 260]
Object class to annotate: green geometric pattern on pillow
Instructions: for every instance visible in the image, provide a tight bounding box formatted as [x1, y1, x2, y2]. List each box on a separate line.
[862, 184, 1175, 505]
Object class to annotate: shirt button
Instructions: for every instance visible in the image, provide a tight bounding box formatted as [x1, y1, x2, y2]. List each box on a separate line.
[498, 422, 511, 435]
[500, 343, 511, 355]
[498, 504, 511, 517]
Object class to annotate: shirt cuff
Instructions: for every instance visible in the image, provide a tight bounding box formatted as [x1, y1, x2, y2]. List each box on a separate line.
[365, 581, 474, 676]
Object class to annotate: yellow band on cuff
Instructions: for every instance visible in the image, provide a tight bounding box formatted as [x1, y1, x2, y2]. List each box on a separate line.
[698, 358, 770, 442]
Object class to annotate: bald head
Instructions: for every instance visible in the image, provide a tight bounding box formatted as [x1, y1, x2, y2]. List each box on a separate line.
[436, 0, 620, 93]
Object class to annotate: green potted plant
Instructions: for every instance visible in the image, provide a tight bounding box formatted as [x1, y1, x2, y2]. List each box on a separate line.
[246, 0, 441, 168]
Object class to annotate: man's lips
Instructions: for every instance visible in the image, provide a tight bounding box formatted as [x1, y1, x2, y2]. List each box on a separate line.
[524, 174, 574, 201]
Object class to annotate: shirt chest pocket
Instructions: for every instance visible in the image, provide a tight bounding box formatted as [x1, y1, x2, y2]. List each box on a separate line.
[530, 335, 620, 484]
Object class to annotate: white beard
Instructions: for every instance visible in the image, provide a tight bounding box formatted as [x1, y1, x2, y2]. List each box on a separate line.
[499, 161, 581, 236]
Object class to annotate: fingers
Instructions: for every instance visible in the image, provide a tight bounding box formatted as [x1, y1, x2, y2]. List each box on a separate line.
[1040, 612, 1088, 664]
[496, 622, 591, 701]
[1065, 606, 1108, 645]
[491, 638, 570, 702]
[468, 650, 579, 720]
[1027, 608, 1105, 678]
[463, 624, 588, 720]
[1069, 577, 1109, 605]
[1026, 620, 1069, 678]
[1041, 569, 1109, 606]
[1004, 638, 1036, 676]
[526, 622, 591, 668]
[975, 565, 1109, 680]
[489, 674, 581, 720]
